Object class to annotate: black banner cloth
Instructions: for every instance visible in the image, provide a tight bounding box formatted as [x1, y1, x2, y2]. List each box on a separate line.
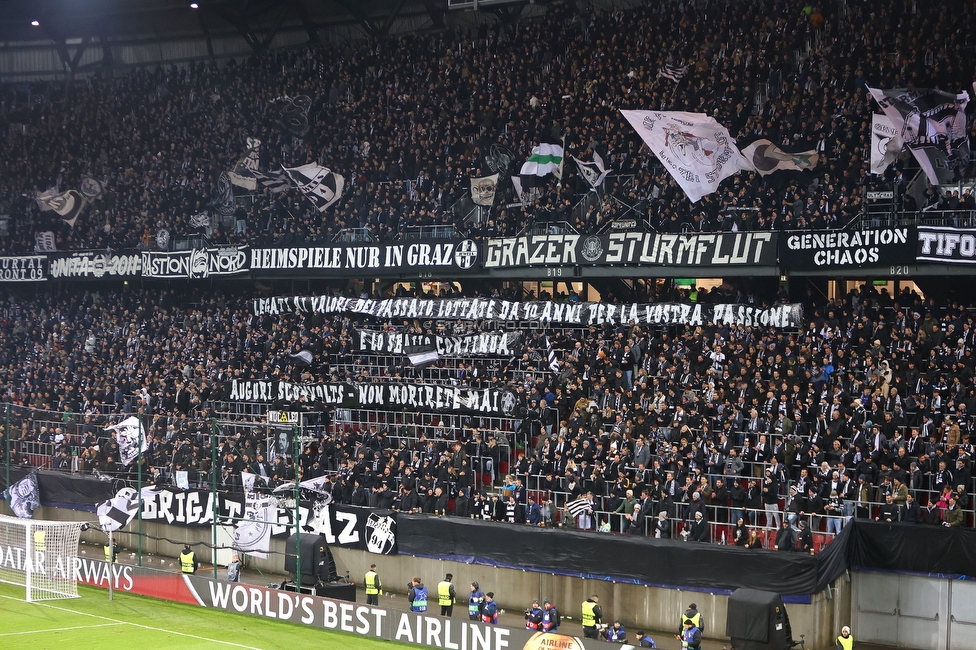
[254, 296, 804, 329]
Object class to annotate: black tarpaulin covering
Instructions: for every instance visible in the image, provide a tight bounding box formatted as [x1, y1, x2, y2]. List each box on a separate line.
[726, 589, 792, 649]
[398, 515, 851, 595]
[0, 468, 115, 511]
[846, 521, 976, 574]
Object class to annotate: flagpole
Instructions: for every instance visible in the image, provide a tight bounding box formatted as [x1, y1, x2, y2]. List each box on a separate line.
[137, 413, 144, 566]
[4, 405, 9, 517]
[293, 423, 301, 591]
[211, 418, 219, 581]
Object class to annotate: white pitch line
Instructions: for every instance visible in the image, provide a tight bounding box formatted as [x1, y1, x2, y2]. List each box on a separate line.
[0, 623, 123, 637]
[0, 595, 263, 650]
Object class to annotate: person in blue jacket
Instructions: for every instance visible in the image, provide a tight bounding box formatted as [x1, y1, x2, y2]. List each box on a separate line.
[604, 620, 627, 643]
[540, 598, 560, 632]
[468, 582, 485, 620]
[480, 592, 498, 624]
[635, 630, 657, 647]
[408, 577, 428, 613]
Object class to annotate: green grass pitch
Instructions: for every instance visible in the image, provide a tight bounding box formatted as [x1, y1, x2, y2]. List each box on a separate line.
[0, 581, 413, 649]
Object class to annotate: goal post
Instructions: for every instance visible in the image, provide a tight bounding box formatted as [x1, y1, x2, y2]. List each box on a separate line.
[0, 514, 84, 602]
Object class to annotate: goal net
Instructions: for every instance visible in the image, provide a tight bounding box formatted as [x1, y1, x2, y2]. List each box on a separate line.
[0, 514, 84, 602]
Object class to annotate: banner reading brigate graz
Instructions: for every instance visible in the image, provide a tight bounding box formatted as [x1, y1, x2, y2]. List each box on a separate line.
[254, 296, 804, 328]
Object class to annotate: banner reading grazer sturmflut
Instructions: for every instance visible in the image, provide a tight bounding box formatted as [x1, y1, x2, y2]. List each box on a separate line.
[355, 330, 522, 357]
[483, 232, 775, 268]
[254, 296, 803, 329]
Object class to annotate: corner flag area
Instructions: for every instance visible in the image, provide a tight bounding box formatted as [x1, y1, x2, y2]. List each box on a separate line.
[0, 582, 411, 650]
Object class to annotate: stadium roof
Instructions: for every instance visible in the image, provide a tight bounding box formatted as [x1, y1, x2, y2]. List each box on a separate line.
[0, 0, 455, 50]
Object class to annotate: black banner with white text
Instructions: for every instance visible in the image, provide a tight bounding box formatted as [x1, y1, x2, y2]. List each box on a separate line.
[483, 232, 777, 269]
[249, 240, 480, 275]
[781, 227, 915, 270]
[355, 330, 523, 357]
[917, 226, 976, 264]
[255, 296, 804, 329]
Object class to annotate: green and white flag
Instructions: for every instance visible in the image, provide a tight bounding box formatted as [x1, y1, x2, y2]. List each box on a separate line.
[519, 143, 564, 177]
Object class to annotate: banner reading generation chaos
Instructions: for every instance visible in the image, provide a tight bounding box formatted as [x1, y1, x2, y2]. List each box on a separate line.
[255, 296, 804, 328]
[228, 379, 521, 417]
[483, 232, 776, 268]
[781, 227, 914, 270]
[355, 330, 523, 356]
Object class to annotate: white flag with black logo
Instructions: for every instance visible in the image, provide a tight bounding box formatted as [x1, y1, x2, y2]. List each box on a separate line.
[34, 231, 57, 253]
[234, 493, 275, 558]
[868, 86, 971, 184]
[621, 110, 751, 203]
[470, 173, 499, 206]
[4, 473, 40, 519]
[283, 163, 345, 211]
[79, 177, 104, 200]
[105, 416, 148, 466]
[96, 486, 156, 532]
[870, 114, 904, 175]
[573, 152, 609, 188]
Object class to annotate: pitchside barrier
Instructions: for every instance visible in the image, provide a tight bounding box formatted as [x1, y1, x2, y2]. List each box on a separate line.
[75, 556, 623, 650]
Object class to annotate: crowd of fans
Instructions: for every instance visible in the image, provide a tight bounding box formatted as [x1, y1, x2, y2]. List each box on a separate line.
[1, 0, 975, 254]
[1, 278, 976, 547]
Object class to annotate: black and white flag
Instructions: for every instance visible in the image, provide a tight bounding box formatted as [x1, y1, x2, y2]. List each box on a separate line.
[405, 344, 440, 368]
[105, 416, 148, 466]
[573, 152, 609, 188]
[659, 63, 688, 83]
[275, 95, 312, 139]
[565, 497, 592, 517]
[252, 169, 291, 194]
[283, 163, 344, 211]
[96, 486, 155, 532]
[189, 212, 211, 229]
[79, 177, 104, 200]
[470, 173, 499, 206]
[35, 187, 60, 212]
[4, 472, 40, 519]
[229, 137, 262, 190]
[544, 336, 560, 373]
[868, 86, 971, 184]
[211, 172, 236, 219]
[34, 231, 56, 253]
[289, 349, 314, 367]
[871, 114, 903, 175]
[36, 189, 87, 227]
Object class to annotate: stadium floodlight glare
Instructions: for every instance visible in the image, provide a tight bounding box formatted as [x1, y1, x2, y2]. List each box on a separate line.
[31, 20, 40, 26]
[189, 2, 199, 8]
[0, 514, 84, 602]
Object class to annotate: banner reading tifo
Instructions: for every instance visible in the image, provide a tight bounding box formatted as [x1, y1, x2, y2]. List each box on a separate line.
[917, 226, 976, 264]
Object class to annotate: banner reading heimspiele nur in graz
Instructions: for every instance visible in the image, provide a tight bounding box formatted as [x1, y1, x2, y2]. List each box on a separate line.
[228, 379, 520, 417]
[483, 232, 776, 268]
[249, 239, 480, 275]
[780, 227, 915, 270]
[254, 296, 803, 328]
